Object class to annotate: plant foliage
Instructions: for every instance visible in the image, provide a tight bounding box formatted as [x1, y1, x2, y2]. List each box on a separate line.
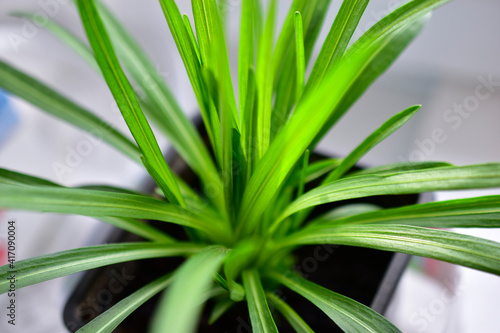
[0, 0, 499, 332]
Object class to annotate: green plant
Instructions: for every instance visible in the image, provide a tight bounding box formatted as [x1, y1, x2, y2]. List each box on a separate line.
[0, 0, 499, 332]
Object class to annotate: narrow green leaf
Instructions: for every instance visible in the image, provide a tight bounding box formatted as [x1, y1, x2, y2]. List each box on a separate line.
[238, 14, 430, 236]
[192, 0, 239, 127]
[151, 246, 228, 333]
[294, 11, 305, 101]
[0, 184, 229, 241]
[0, 168, 59, 187]
[351, 0, 452, 53]
[17, 7, 209, 191]
[0, 243, 201, 293]
[266, 293, 314, 333]
[239, 0, 255, 128]
[244, 68, 258, 174]
[0, 168, 172, 242]
[158, 0, 218, 158]
[0, 60, 140, 164]
[349, 161, 452, 177]
[11, 11, 97, 70]
[254, 0, 277, 162]
[287, 159, 342, 187]
[271, 0, 333, 135]
[76, 0, 184, 206]
[309, 203, 381, 227]
[96, 3, 224, 209]
[232, 129, 247, 214]
[323, 105, 420, 183]
[77, 273, 174, 333]
[311, 0, 450, 147]
[272, 0, 307, 78]
[224, 239, 261, 301]
[322, 195, 500, 228]
[242, 270, 279, 333]
[281, 225, 500, 276]
[305, 0, 369, 91]
[297, 149, 309, 199]
[270, 272, 400, 332]
[183, 14, 202, 64]
[208, 298, 235, 325]
[278, 163, 500, 224]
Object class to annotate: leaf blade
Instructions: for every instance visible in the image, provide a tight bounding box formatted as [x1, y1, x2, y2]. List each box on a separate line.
[0, 60, 140, 164]
[77, 0, 184, 206]
[0, 168, 173, 242]
[77, 273, 174, 333]
[322, 195, 500, 228]
[0, 184, 227, 240]
[266, 293, 314, 333]
[242, 270, 279, 333]
[280, 163, 500, 223]
[270, 271, 400, 332]
[0, 243, 201, 293]
[151, 246, 228, 333]
[323, 105, 420, 183]
[281, 225, 500, 276]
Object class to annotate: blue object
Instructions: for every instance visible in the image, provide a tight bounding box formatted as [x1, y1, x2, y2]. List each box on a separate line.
[0, 89, 19, 147]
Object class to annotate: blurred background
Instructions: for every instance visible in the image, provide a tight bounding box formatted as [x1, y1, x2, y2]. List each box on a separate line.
[0, 0, 499, 332]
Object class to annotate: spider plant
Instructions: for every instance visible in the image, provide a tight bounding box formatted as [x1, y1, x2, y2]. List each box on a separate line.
[1, 0, 499, 332]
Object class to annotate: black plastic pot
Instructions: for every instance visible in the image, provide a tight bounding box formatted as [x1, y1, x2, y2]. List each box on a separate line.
[63, 123, 423, 332]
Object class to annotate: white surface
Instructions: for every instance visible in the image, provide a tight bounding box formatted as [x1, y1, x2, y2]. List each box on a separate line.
[0, 0, 499, 332]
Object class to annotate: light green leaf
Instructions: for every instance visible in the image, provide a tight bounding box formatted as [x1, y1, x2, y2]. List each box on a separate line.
[242, 270, 279, 333]
[76, 0, 184, 206]
[254, 0, 277, 162]
[0, 60, 140, 164]
[11, 11, 97, 70]
[323, 105, 420, 183]
[311, 0, 450, 146]
[183, 14, 202, 64]
[224, 239, 261, 301]
[157, 0, 218, 158]
[287, 158, 342, 186]
[321, 195, 500, 228]
[279, 163, 500, 223]
[0, 243, 201, 293]
[294, 11, 305, 101]
[151, 246, 228, 333]
[0, 184, 229, 241]
[237, 13, 430, 237]
[281, 224, 500, 275]
[0, 168, 172, 242]
[309, 203, 381, 227]
[77, 273, 174, 333]
[349, 161, 452, 177]
[305, 0, 369, 91]
[271, 0, 333, 136]
[270, 271, 400, 332]
[266, 292, 314, 333]
[238, 0, 255, 128]
[96, 2, 223, 208]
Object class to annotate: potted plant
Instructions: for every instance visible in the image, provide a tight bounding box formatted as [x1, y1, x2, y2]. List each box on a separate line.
[1, 0, 499, 332]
